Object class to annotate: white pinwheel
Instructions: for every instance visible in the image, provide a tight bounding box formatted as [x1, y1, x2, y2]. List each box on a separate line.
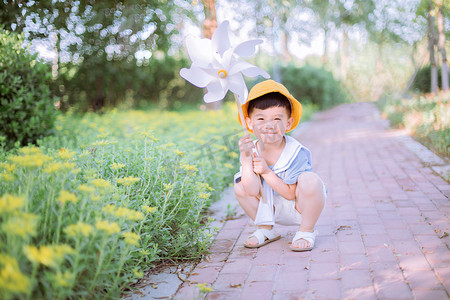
[180, 20, 270, 104]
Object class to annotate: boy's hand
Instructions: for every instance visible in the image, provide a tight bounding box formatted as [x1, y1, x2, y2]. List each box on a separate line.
[252, 152, 270, 175]
[238, 134, 255, 158]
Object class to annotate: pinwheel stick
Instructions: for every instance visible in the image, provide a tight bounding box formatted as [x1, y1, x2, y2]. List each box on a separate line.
[234, 93, 266, 204]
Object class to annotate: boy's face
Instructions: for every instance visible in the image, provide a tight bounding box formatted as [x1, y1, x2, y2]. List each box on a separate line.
[246, 106, 293, 144]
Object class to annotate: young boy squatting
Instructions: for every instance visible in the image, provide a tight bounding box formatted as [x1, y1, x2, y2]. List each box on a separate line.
[234, 80, 326, 251]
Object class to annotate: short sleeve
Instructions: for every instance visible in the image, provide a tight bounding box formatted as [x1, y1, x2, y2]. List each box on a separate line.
[282, 147, 312, 184]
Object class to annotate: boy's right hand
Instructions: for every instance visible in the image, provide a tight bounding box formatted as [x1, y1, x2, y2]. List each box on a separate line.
[238, 134, 255, 158]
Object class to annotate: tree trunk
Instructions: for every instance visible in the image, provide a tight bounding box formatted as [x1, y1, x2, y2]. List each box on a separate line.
[427, 3, 438, 94]
[322, 28, 328, 65]
[201, 0, 220, 110]
[340, 29, 348, 80]
[436, 5, 449, 91]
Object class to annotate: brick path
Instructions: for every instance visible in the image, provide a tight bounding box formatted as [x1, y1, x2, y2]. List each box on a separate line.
[174, 102, 449, 300]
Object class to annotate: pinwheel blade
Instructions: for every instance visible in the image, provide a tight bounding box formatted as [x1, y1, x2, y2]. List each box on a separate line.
[204, 81, 228, 103]
[185, 35, 213, 68]
[211, 20, 232, 56]
[180, 66, 214, 88]
[233, 39, 264, 58]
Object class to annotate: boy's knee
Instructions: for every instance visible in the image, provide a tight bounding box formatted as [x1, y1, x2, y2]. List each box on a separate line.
[296, 172, 323, 197]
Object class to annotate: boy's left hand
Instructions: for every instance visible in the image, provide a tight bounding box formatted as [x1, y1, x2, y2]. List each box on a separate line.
[252, 152, 270, 175]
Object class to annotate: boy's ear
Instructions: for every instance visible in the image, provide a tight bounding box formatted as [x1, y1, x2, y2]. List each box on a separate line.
[245, 117, 253, 130]
[286, 117, 294, 130]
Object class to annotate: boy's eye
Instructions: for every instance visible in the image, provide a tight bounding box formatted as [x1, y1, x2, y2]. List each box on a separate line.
[257, 118, 264, 121]
[274, 118, 281, 121]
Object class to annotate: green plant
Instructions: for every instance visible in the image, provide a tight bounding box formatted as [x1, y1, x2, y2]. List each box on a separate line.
[281, 63, 348, 109]
[411, 65, 442, 94]
[0, 30, 57, 151]
[378, 93, 449, 158]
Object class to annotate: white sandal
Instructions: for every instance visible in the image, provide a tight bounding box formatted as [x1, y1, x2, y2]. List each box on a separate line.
[244, 228, 281, 248]
[290, 230, 318, 252]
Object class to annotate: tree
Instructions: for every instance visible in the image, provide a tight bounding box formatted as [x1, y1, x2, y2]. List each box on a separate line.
[436, 2, 449, 91]
[0, 1, 186, 110]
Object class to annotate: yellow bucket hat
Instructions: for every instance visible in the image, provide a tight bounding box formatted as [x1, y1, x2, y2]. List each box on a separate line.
[238, 79, 302, 133]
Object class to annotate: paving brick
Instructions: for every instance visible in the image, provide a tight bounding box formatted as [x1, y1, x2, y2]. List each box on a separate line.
[412, 289, 449, 300]
[220, 258, 252, 274]
[340, 269, 373, 289]
[403, 268, 443, 289]
[247, 264, 278, 282]
[341, 286, 377, 300]
[205, 291, 241, 300]
[240, 281, 274, 300]
[309, 261, 340, 280]
[212, 272, 247, 291]
[307, 279, 341, 300]
[273, 271, 307, 291]
[208, 238, 236, 253]
[340, 253, 370, 270]
[374, 279, 412, 300]
[339, 240, 367, 255]
[188, 266, 222, 284]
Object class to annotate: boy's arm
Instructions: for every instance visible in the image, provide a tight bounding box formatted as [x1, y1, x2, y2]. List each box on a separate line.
[252, 154, 296, 200]
[240, 157, 261, 197]
[260, 171, 296, 200]
[238, 135, 260, 197]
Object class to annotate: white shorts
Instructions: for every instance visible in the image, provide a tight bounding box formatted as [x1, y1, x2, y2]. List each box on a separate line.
[273, 181, 327, 226]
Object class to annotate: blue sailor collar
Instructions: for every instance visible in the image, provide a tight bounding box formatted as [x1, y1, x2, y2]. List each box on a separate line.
[254, 135, 305, 174]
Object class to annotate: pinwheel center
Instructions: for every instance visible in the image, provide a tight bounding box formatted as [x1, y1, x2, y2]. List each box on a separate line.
[218, 69, 228, 79]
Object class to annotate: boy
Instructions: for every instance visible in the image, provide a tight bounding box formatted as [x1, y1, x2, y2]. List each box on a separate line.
[234, 80, 326, 251]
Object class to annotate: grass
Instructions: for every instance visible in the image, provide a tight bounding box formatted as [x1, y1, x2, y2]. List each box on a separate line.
[378, 92, 450, 158]
[0, 101, 316, 299]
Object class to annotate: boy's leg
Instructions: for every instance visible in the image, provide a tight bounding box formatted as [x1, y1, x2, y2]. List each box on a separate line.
[293, 172, 325, 250]
[234, 182, 273, 246]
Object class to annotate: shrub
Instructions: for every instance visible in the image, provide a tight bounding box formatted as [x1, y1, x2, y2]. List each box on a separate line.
[0, 30, 57, 150]
[280, 63, 347, 109]
[378, 93, 449, 158]
[411, 65, 442, 93]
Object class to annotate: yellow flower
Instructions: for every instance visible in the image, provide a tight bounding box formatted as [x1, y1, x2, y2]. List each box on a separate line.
[111, 163, 125, 170]
[224, 163, 234, 169]
[228, 152, 239, 159]
[141, 205, 157, 214]
[198, 193, 210, 200]
[0, 194, 25, 214]
[163, 183, 173, 190]
[196, 283, 213, 293]
[102, 204, 116, 214]
[64, 222, 94, 238]
[78, 184, 95, 193]
[0, 173, 14, 182]
[91, 178, 112, 189]
[23, 245, 57, 268]
[0, 253, 30, 294]
[174, 150, 184, 157]
[57, 148, 76, 160]
[122, 232, 140, 246]
[58, 190, 78, 205]
[181, 164, 198, 173]
[116, 176, 140, 186]
[9, 153, 52, 168]
[133, 267, 144, 278]
[2, 213, 38, 238]
[114, 207, 144, 221]
[18, 146, 41, 155]
[52, 271, 75, 288]
[95, 220, 120, 235]
[0, 162, 16, 173]
[43, 162, 63, 173]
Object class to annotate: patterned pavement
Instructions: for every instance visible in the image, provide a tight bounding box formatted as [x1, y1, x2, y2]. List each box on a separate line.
[173, 102, 449, 300]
